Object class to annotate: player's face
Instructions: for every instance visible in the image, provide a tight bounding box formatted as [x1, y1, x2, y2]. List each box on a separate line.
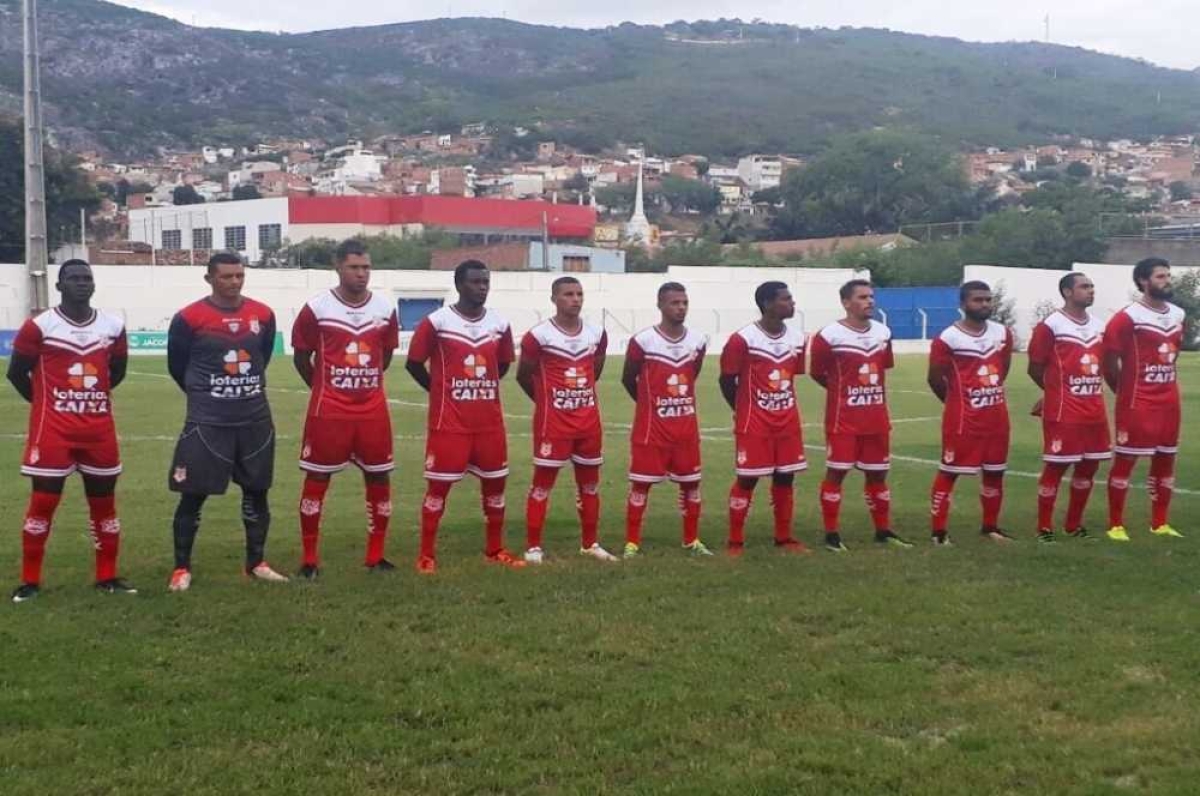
[962, 290, 993, 321]
[843, 287, 873, 320]
[1067, 277, 1095, 308]
[659, 290, 689, 324]
[1145, 266, 1173, 299]
[206, 262, 245, 301]
[56, 265, 95, 304]
[458, 268, 491, 305]
[553, 283, 584, 318]
[337, 254, 372, 292]
[768, 289, 796, 320]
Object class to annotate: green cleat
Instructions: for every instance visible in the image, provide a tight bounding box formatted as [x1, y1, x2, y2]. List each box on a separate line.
[875, 530, 914, 548]
[623, 542, 641, 559]
[1151, 524, 1184, 538]
[683, 540, 714, 556]
[1106, 526, 1130, 542]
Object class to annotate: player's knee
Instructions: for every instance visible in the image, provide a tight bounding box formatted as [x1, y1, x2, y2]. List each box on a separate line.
[772, 473, 795, 488]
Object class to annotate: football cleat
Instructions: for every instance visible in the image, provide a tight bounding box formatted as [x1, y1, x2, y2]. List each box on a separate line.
[1106, 526, 1130, 542]
[726, 541, 745, 558]
[1036, 530, 1057, 544]
[247, 562, 289, 582]
[1065, 527, 1096, 541]
[524, 547, 545, 565]
[874, 530, 914, 548]
[168, 568, 192, 592]
[931, 533, 953, 546]
[416, 555, 438, 575]
[774, 538, 812, 554]
[1151, 524, 1184, 539]
[580, 543, 619, 562]
[365, 558, 397, 573]
[485, 548, 527, 569]
[11, 583, 39, 603]
[981, 527, 1015, 543]
[683, 539, 714, 556]
[623, 542, 641, 559]
[95, 578, 138, 595]
[824, 533, 849, 553]
[298, 564, 320, 581]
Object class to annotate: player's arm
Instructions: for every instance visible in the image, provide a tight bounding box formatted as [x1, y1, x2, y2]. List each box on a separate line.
[166, 313, 193, 392]
[593, 330, 609, 380]
[621, 337, 644, 400]
[109, 329, 129, 389]
[809, 333, 831, 389]
[290, 305, 318, 386]
[496, 327, 515, 380]
[693, 345, 707, 378]
[999, 327, 1015, 381]
[293, 349, 316, 388]
[718, 334, 743, 410]
[1102, 313, 1129, 393]
[927, 339, 951, 403]
[404, 318, 434, 393]
[260, 312, 277, 367]
[5, 353, 37, 403]
[381, 310, 400, 372]
[1026, 323, 1049, 389]
[516, 332, 539, 402]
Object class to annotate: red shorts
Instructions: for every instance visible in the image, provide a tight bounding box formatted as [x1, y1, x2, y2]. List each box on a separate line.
[825, 432, 890, 472]
[300, 414, 394, 474]
[1114, 404, 1181, 457]
[424, 429, 509, 481]
[940, 428, 1010, 475]
[1043, 421, 1112, 464]
[734, 433, 807, 477]
[533, 429, 603, 468]
[630, 439, 702, 484]
[22, 426, 121, 479]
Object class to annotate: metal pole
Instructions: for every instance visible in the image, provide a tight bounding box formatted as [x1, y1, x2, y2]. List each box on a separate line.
[23, 0, 49, 313]
[541, 211, 550, 271]
[80, 206, 85, 248]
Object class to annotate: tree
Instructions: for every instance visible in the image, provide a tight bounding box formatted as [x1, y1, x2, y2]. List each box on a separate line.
[958, 207, 1089, 270]
[659, 175, 720, 214]
[1065, 160, 1092, 180]
[0, 116, 101, 262]
[172, 184, 205, 205]
[771, 131, 978, 239]
[232, 184, 262, 201]
[115, 178, 154, 207]
[1169, 180, 1193, 202]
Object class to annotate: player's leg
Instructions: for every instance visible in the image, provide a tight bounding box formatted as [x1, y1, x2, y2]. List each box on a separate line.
[1109, 409, 1154, 541]
[626, 443, 667, 557]
[354, 415, 398, 570]
[418, 432, 470, 573]
[1065, 458, 1102, 538]
[1036, 462, 1071, 541]
[1106, 454, 1139, 540]
[1148, 453, 1180, 537]
[12, 476, 65, 602]
[472, 430, 521, 567]
[727, 476, 758, 553]
[171, 493, 207, 591]
[670, 440, 708, 554]
[81, 474, 136, 593]
[526, 436, 567, 562]
[418, 478, 453, 573]
[234, 424, 286, 582]
[167, 423, 234, 590]
[859, 434, 906, 547]
[979, 430, 1013, 542]
[297, 417, 352, 577]
[299, 473, 331, 576]
[771, 433, 807, 550]
[571, 434, 611, 560]
[821, 433, 855, 551]
[241, 488, 286, 581]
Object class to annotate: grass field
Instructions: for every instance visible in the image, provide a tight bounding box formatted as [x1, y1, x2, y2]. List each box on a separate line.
[3, 353, 1200, 794]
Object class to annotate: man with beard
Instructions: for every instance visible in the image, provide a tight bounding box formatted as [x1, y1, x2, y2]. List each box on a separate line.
[1103, 258, 1186, 541]
[927, 281, 1016, 544]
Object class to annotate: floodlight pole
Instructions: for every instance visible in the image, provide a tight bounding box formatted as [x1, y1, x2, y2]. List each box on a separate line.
[24, 0, 50, 314]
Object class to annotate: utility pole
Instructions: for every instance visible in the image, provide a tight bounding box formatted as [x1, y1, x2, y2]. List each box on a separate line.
[23, 0, 49, 314]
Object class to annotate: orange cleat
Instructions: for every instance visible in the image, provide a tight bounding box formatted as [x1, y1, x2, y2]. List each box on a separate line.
[726, 542, 745, 558]
[416, 555, 438, 575]
[485, 548, 527, 569]
[774, 538, 812, 554]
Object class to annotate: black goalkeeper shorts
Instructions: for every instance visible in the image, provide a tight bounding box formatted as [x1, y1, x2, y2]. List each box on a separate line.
[168, 421, 275, 495]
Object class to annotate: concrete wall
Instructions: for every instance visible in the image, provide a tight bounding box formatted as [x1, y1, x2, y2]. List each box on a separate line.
[1103, 238, 1200, 267]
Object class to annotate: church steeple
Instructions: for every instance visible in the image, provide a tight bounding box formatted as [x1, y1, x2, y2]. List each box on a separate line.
[624, 160, 651, 243]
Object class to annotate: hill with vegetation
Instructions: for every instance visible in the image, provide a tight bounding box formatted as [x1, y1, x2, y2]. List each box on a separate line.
[1, 3, 1199, 156]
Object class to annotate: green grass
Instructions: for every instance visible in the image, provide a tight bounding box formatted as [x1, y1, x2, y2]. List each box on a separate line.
[3, 354, 1200, 794]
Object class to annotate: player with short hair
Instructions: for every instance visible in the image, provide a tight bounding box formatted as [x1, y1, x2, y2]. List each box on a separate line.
[7, 260, 136, 602]
[1103, 258, 1186, 541]
[622, 282, 711, 557]
[809, 280, 910, 551]
[292, 239, 400, 578]
[927, 281, 1016, 544]
[166, 252, 288, 591]
[406, 260, 524, 573]
[1027, 272, 1110, 543]
[719, 281, 811, 554]
[517, 276, 617, 564]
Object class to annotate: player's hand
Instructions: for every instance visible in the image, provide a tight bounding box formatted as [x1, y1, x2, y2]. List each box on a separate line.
[1030, 398, 1043, 417]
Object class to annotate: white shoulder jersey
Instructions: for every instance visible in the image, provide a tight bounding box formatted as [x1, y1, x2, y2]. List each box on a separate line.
[630, 325, 709, 363]
[32, 307, 125, 354]
[303, 289, 396, 332]
[525, 318, 605, 359]
[732, 321, 807, 362]
[816, 318, 890, 352]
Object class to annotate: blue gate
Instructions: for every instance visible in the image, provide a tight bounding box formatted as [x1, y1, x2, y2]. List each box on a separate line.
[397, 298, 444, 331]
[873, 287, 959, 340]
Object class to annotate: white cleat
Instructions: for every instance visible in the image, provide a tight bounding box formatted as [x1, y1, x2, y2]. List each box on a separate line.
[247, 562, 289, 582]
[168, 568, 192, 592]
[524, 547, 545, 565]
[580, 543, 619, 562]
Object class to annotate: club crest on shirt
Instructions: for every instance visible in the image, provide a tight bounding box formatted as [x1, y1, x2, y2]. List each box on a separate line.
[425, 453, 436, 470]
[539, 440, 553, 457]
[1117, 430, 1129, 445]
[1051, 438, 1063, 453]
[173, 466, 187, 483]
[737, 448, 747, 465]
[29, 446, 39, 464]
[250, 318, 261, 335]
[944, 449, 956, 464]
[227, 320, 241, 333]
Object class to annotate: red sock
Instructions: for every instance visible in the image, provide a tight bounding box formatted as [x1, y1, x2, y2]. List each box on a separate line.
[21, 490, 62, 586]
[864, 481, 891, 532]
[525, 466, 559, 549]
[770, 483, 794, 542]
[481, 477, 507, 556]
[420, 479, 452, 559]
[364, 481, 392, 566]
[727, 482, 754, 545]
[87, 494, 121, 582]
[819, 479, 843, 533]
[1037, 463, 1069, 531]
[1065, 459, 1100, 531]
[625, 482, 651, 545]
[981, 471, 1004, 528]
[573, 464, 601, 549]
[299, 476, 330, 567]
[930, 471, 957, 534]
[1149, 454, 1176, 529]
[1107, 455, 1137, 529]
[679, 484, 701, 545]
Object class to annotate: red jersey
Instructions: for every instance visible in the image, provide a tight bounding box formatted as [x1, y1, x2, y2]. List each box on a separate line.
[719, 322, 806, 436]
[809, 320, 894, 435]
[628, 325, 708, 446]
[292, 290, 399, 420]
[520, 319, 607, 439]
[13, 307, 127, 441]
[1027, 310, 1106, 425]
[1104, 301, 1185, 412]
[408, 306, 515, 433]
[930, 321, 1014, 436]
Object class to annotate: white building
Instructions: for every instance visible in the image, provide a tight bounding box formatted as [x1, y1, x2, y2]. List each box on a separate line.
[129, 197, 290, 263]
[227, 161, 282, 190]
[737, 155, 783, 192]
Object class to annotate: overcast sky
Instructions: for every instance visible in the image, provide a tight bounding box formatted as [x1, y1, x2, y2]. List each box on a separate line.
[113, 0, 1198, 70]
